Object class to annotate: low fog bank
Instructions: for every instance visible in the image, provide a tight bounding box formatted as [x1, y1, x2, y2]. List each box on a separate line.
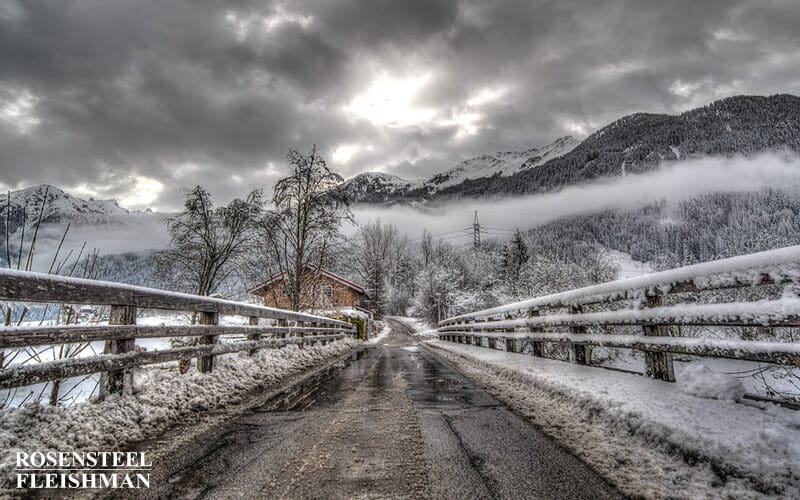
[353, 153, 800, 237]
[13, 152, 800, 271]
[19, 215, 169, 273]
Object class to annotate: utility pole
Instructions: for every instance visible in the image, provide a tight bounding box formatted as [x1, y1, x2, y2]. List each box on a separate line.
[435, 292, 441, 324]
[472, 210, 481, 248]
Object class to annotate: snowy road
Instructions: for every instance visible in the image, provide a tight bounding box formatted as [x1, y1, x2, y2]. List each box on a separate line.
[108, 320, 618, 499]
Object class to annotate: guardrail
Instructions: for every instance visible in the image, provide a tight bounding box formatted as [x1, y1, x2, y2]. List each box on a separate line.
[0, 269, 356, 395]
[437, 246, 800, 381]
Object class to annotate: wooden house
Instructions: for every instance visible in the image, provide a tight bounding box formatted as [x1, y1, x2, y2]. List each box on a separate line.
[248, 267, 372, 316]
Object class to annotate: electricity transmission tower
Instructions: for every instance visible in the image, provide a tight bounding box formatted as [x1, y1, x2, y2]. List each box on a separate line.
[472, 210, 481, 248]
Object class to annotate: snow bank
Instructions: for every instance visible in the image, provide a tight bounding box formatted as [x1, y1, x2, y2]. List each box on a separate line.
[678, 363, 747, 401]
[368, 323, 391, 344]
[390, 316, 438, 337]
[0, 339, 358, 490]
[425, 340, 800, 499]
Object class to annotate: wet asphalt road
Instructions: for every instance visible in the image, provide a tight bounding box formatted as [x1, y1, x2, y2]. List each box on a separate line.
[119, 319, 619, 499]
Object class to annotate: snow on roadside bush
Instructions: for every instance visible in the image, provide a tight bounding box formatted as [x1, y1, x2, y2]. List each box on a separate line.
[678, 363, 747, 401]
[0, 339, 358, 488]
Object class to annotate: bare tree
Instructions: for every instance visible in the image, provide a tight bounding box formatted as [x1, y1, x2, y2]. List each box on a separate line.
[259, 145, 351, 311]
[162, 186, 262, 297]
[352, 219, 398, 316]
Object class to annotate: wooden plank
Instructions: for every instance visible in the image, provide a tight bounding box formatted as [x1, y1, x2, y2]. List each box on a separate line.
[0, 269, 351, 328]
[197, 311, 218, 373]
[438, 299, 800, 331]
[0, 325, 354, 348]
[439, 330, 800, 367]
[442, 273, 787, 326]
[0, 334, 348, 389]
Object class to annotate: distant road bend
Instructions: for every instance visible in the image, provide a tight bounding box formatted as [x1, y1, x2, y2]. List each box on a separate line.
[118, 319, 619, 499]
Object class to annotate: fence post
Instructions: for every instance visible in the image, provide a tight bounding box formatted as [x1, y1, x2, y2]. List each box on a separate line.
[247, 315, 259, 355]
[277, 318, 288, 345]
[528, 309, 543, 357]
[197, 311, 218, 373]
[481, 319, 495, 349]
[505, 314, 515, 352]
[297, 320, 305, 349]
[569, 305, 588, 365]
[642, 294, 676, 381]
[101, 304, 136, 397]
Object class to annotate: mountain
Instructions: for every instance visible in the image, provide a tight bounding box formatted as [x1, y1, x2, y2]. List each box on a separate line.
[339, 172, 414, 204]
[341, 135, 579, 203]
[343, 94, 800, 204]
[0, 184, 134, 233]
[424, 135, 579, 190]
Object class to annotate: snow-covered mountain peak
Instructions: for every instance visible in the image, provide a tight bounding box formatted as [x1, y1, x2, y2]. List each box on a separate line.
[2, 184, 132, 227]
[423, 135, 579, 191]
[340, 136, 580, 203]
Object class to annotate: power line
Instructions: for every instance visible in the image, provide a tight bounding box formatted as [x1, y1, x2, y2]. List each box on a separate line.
[406, 212, 517, 245]
[438, 233, 472, 242]
[409, 228, 472, 241]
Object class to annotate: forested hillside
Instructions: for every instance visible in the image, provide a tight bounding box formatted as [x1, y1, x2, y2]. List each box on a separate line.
[345, 94, 800, 203]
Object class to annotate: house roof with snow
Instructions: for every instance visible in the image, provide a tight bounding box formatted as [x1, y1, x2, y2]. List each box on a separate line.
[248, 267, 368, 297]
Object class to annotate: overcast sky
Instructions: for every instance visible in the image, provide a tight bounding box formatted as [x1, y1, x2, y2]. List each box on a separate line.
[1, 0, 799, 211]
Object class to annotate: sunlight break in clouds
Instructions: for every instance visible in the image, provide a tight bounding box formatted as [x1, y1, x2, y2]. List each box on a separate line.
[344, 72, 436, 128]
[331, 143, 372, 166]
[352, 153, 800, 237]
[70, 175, 164, 211]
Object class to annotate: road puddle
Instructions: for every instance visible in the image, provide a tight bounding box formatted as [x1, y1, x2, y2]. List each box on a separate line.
[260, 348, 366, 412]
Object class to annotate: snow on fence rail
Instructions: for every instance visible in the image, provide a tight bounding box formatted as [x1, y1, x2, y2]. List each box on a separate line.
[0, 269, 356, 394]
[437, 245, 800, 381]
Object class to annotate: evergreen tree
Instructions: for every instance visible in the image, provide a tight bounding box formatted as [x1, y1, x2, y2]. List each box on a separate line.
[501, 229, 530, 295]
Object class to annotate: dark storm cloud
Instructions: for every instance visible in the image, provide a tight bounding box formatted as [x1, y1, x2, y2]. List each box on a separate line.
[0, 0, 798, 209]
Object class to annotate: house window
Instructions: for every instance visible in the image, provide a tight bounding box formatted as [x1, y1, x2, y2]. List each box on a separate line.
[320, 285, 333, 297]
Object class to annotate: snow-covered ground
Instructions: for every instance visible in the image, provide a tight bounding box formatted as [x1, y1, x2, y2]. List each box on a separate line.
[594, 348, 800, 402]
[424, 340, 800, 498]
[606, 249, 653, 279]
[388, 316, 438, 337]
[368, 322, 391, 344]
[0, 338, 359, 490]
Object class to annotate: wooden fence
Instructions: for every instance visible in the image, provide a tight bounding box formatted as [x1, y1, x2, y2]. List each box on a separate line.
[437, 246, 800, 381]
[0, 269, 356, 395]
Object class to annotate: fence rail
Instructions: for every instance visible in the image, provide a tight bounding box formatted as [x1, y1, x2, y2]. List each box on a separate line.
[437, 245, 800, 381]
[0, 269, 356, 396]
